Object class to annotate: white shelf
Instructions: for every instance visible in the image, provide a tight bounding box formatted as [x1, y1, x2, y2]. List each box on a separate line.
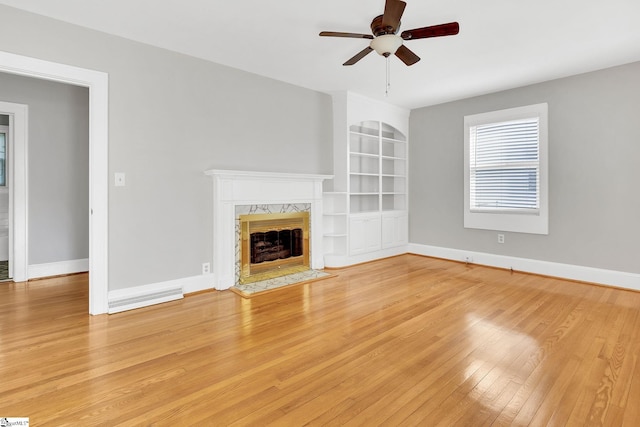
[324, 233, 347, 238]
[351, 130, 377, 135]
[350, 152, 379, 158]
[381, 137, 406, 143]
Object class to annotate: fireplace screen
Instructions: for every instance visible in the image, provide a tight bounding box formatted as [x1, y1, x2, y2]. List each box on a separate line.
[239, 212, 310, 283]
[250, 229, 303, 263]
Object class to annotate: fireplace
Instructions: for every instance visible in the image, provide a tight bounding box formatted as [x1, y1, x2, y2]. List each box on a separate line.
[239, 212, 310, 283]
[206, 169, 331, 290]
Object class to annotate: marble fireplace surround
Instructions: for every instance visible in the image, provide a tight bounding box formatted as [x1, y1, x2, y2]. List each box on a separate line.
[205, 169, 332, 290]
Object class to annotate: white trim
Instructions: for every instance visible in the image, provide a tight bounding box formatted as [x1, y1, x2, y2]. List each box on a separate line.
[325, 245, 408, 268]
[28, 258, 89, 279]
[181, 273, 215, 294]
[0, 101, 28, 282]
[204, 169, 332, 182]
[0, 50, 109, 315]
[408, 243, 640, 291]
[206, 169, 332, 290]
[464, 103, 549, 235]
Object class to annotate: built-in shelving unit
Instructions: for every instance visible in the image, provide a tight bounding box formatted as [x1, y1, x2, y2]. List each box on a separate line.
[349, 120, 407, 214]
[323, 92, 409, 267]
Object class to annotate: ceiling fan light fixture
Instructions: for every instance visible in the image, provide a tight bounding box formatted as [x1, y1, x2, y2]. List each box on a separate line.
[320, 0, 459, 66]
[370, 34, 403, 57]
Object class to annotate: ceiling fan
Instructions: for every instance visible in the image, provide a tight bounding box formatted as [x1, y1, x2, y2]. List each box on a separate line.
[319, 0, 459, 66]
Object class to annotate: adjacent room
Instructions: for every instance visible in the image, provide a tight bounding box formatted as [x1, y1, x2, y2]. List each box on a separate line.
[0, 0, 639, 425]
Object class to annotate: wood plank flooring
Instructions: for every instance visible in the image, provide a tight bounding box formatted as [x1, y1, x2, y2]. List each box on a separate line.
[1, 254, 639, 426]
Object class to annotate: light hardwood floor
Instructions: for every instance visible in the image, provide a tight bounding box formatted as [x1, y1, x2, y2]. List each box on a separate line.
[1, 255, 639, 426]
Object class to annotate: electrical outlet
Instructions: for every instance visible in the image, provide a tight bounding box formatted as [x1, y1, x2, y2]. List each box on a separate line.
[114, 172, 126, 187]
[202, 262, 210, 275]
[498, 234, 505, 244]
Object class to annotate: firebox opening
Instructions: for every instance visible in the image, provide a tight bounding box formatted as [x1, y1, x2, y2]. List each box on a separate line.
[239, 212, 310, 284]
[250, 229, 303, 264]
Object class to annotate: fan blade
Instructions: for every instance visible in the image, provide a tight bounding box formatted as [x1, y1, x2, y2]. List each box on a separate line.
[401, 22, 460, 40]
[395, 45, 420, 66]
[343, 47, 374, 66]
[320, 31, 374, 40]
[382, 0, 406, 33]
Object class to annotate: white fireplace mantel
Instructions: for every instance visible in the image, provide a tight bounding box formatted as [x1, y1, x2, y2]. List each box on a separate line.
[205, 169, 332, 290]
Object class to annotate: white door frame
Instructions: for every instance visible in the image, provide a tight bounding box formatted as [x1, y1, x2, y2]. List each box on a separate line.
[0, 50, 109, 315]
[0, 123, 13, 276]
[0, 103, 27, 282]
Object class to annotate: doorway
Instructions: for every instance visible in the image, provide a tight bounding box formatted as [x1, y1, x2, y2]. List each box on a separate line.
[0, 118, 8, 280]
[0, 102, 26, 283]
[0, 50, 109, 314]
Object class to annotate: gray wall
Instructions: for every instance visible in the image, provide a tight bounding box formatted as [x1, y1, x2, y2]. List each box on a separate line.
[0, 73, 89, 265]
[409, 61, 640, 274]
[0, 5, 333, 290]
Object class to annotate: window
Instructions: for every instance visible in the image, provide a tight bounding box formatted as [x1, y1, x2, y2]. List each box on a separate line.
[464, 103, 548, 234]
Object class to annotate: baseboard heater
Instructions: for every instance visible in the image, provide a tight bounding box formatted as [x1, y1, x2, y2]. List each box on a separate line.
[108, 286, 184, 314]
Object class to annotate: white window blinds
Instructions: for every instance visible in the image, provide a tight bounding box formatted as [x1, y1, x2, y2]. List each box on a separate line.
[469, 117, 540, 213]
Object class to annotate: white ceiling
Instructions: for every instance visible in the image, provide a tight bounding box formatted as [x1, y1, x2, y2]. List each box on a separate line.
[2, 0, 640, 109]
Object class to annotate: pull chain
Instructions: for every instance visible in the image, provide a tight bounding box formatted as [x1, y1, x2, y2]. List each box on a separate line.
[385, 56, 391, 97]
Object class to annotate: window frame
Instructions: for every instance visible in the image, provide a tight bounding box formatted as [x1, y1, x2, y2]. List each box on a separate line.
[463, 103, 548, 235]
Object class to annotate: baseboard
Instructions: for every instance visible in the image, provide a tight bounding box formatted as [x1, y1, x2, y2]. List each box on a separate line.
[181, 273, 216, 294]
[408, 243, 640, 292]
[324, 245, 409, 268]
[213, 272, 235, 291]
[107, 273, 215, 314]
[28, 258, 89, 279]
